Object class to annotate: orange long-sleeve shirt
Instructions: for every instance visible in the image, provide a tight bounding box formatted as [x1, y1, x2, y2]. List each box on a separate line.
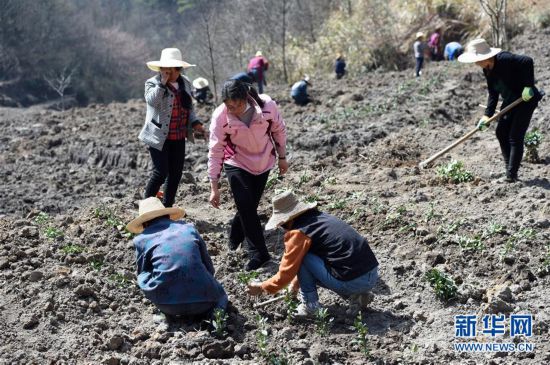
[261, 229, 312, 294]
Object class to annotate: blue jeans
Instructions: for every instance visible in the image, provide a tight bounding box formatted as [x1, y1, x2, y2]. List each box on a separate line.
[156, 294, 228, 317]
[415, 57, 423, 77]
[298, 253, 379, 303]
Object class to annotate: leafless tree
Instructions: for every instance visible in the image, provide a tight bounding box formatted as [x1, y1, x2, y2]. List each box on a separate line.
[479, 0, 508, 48]
[44, 66, 76, 110]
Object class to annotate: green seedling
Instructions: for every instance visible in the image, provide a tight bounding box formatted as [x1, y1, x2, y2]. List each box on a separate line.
[436, 160, 474, 184]
[237, 271, 259, 286]
[484, 222, 504, 238]
[425, 268, 458, 301]
[265, 171, 280, 189]
[109, 273, 131, 288]
[457, 235, 485, 251]
[436, 219, 463, 240]
[297, 170, 312, 187]
[424, 202, 441, 223]
[44, 226, 63, 240]
[94, 205, 134, 239]
[369, 197, 388, 215]
[207, 308, 228, 338]
[524, 129, 543, 162]
[90, 259, 104, 271]
[500, 228, 536, 259]
[353, 311, 370, 357]
[315, 307, 334, 337]
[325, 176, 337, 185]
[61, 244, 84, 255]
[304, 194, 320, 203]
[255, 315, 270, 359]
[34, 212, 50, 226]
[328, 198, 347, 210]
[283, 287, 298, 322]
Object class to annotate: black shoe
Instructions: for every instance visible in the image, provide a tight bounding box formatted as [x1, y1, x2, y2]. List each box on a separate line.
[505, 173, 518, 183]
[228, 240, 241, 251]
[245, 254, 271, 271]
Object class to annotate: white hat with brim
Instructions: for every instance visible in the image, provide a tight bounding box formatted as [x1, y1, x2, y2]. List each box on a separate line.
[147, 48, 196, 72]
[416, 32, 425, 39]
[265, 191, 317, 231]
[255, 51, 263, 57]
[126, 197, 185, 234]
[458, 38, 501, 63]
[193, 77, 209, 89]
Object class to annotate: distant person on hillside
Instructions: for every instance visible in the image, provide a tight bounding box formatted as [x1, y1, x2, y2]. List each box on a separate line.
[413, 32, 427, 77]
[230, 71, 255, 84]
[247, 191, 379, 317]
[335, 54, 347, 79]
[458, 39, 543, 182]
[192, 77, 213, 104]
[290, 75, 312, 106]
[444, 42, 463, 61]
[247, 51, 269, 94]
[140, 48, 208, 208]
[126, 197, 228, 319]
[208, 79, 288, 271]
[428, 28, 442, 61]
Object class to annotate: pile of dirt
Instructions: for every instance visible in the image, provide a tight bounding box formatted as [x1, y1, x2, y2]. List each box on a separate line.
[0, 31, 549, 364]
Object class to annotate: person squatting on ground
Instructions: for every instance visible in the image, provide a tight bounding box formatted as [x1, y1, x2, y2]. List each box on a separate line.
[208, 80, 288, 271]
[126, 197, 228, 318]
[290, 75, 312, 106]
[335, 54, 347, 79]
[247, 191, 380, 317]
[413, 32, 427, 77]
[140, 48, 208, 207]
[444, 41, 463, 61]
[458, 39, 543, 182]
[247, 51, 269, 94]
[192, 77, 213, 104]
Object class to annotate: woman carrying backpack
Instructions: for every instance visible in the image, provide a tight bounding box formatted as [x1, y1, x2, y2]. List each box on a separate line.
[207, 80, 288, 270]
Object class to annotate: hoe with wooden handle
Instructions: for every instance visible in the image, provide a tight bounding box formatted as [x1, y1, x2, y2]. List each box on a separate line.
[418, 96, 524, 169]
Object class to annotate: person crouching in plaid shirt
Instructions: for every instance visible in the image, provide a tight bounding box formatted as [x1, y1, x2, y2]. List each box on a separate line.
[139, 48, 208, 207]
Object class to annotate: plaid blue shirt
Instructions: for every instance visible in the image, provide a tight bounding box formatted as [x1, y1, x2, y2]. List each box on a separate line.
[133, 218, 226, 305]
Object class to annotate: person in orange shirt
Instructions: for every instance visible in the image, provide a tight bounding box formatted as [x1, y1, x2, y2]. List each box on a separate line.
[247, 191, 379, 316]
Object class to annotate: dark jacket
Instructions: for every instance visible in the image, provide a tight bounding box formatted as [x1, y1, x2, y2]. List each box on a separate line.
[483, 51, 541, 117]
[292, 210, 379, 281]
[335, 58, 346, 75]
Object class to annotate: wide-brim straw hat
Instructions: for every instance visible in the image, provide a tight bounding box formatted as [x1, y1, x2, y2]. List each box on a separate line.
[192, 77, 209, 89]
[303, 74, 312, 85]
[255, 50, 263, 57]
[416, 32, 425, 39]
[265, 191, 317, 231]
[147, 48, 196, 72]
[126, 197, 185, 234]
[458, 38, 501, 63]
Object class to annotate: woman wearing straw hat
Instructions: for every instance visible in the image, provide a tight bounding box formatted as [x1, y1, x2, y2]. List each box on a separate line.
[192, 77, 212, 104]
[247, 191, 379, 317]
[127, 197, 228, 318]
[458, 39, 543, 182]
[139, 48, 208, 208]
[413, 32, 427, 77]
[208, 79, 288, 271]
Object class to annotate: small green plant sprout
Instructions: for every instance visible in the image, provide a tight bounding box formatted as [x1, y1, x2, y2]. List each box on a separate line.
[44, 226, 64, 240]
[456, 235, 485, 251]
[353, 311, 370, 357]
[484, 221, 504, 238]
[425, 268, 458, 301]
[500, 227, 537, 260]
[304, 194, 320, 203]
[524, 128, 543, 162]
[436, 160, 474, 183]
[297, 170, 312, 187]
[34, 212, 50, 226]
[61, 243, 84, 255]
[237, 270, 259, 286]
[436, 219, 463, 240]
[369, 197, 388, 215]
[424, 202, 440, 223]
[538, 244, 550, 276]
[90, 259, 104, 271]
[265, 170, 280, 189]
[315, 307, 334, 337]
[328, 198, 347, 210]
[207, 308, 228, 338]
[109, 272, 131, 288]
[283, 287, 298, 322]
[325, 176, 337, 185]
[94, 205, 134, 238]
[255, 315, 270, 359]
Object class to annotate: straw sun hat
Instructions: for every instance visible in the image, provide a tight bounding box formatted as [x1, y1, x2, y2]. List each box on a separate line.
[126, 197, 185, 234]
[146, 48, 196, 72]
[255, 50, 263, 57]
[416, 32, 425, 39]
[458, 38, 502, 63]
[265, 191, 317, 231]
[192, 77, 209, 89]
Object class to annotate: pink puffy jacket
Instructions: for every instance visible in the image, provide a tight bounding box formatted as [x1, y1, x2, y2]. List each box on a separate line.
[208, 95, 287, 181]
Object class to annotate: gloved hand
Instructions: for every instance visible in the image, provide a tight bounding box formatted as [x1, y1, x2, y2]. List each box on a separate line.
[522, 87, 534, 102]
[477, 115, 491, 131]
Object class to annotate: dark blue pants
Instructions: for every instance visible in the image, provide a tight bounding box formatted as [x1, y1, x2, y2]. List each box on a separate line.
[415, 57, 424, 77]
[144, 139, 185, 207]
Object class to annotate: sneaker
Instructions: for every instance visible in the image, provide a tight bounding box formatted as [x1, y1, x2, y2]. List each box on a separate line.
[295, 301, 321, 318]
[245, 254, 271, 271]
[505, 174, 518, 183]
[350, 292, 375, 308]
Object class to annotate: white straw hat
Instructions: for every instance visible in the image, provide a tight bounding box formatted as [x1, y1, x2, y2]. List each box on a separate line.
[126, 197, 185, 234]
[255, 50, 263, 57]
[416, 32, 425, 39]
[192, 77, 209, 89]
[458, 38, 501, 63]
[146, 48, 196, 72]
[265, 191, 317, 231]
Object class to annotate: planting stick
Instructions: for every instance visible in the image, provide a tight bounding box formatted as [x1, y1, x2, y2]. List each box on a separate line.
[418, 97, 523, 169]
[253, 295, 285, 309]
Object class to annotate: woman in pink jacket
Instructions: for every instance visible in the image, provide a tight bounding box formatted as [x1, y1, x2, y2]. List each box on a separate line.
[208, 80, 288, 270]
